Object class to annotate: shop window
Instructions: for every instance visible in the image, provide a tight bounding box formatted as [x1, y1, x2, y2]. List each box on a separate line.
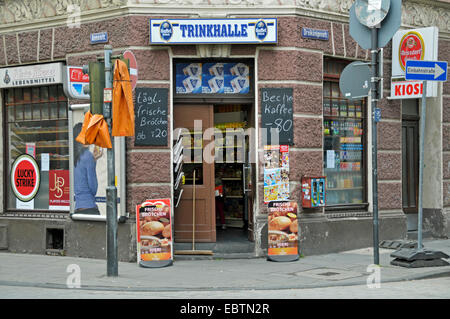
[323, 59, 366, 207]
[5, 85, 69, 211]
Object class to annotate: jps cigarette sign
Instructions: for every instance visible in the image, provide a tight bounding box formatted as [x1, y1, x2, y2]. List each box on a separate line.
[150, 18, 277, 44]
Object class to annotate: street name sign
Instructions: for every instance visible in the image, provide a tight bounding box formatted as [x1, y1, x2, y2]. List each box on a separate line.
[405, 60, 448, 82]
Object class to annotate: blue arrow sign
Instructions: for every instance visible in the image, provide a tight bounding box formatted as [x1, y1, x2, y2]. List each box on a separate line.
[405, 60, 448, 82]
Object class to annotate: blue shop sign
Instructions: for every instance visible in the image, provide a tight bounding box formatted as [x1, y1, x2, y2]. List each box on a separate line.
[150, 18, 277, 44]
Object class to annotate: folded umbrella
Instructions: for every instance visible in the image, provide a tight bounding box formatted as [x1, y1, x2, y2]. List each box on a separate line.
[76, 111, 112, 149]
[112, 59, 135, 137]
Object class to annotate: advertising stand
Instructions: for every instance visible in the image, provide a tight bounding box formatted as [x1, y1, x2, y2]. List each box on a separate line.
[136, 199, 173, 268]
[267, 200, 299, 262]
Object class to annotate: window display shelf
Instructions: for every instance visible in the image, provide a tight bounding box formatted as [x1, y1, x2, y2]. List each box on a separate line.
[328, 187, 363, 191]
[324, 135, 362, 138]
[215, 145, 243, 149]
[11, 128, 68, 135]
[324, 168, 361, 172]
[323, 114, 362, 119]
[13, 142, 68, 149]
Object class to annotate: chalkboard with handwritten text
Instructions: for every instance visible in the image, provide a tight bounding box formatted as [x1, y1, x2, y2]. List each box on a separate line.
[134, 88, 169, 146]
[260, 88, 294, 145]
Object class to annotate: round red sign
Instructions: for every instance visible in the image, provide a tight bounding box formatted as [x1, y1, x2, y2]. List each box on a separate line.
[123, 50, 138, 91]
[399, 31, 425, 72]
[11, 154, 40, 202]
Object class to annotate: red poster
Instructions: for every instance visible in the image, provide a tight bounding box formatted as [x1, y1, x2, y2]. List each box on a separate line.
[69, 67, 89, 82]
[136, 199, 173, 267]
[49, 170, 70, 210]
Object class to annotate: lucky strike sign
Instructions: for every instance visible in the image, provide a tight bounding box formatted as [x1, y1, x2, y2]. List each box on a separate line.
[11, 154, 40, 202]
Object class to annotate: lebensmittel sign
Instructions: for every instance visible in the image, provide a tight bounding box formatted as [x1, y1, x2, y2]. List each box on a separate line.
[150, 18, 277, 44]
[0, 62, 64, 88]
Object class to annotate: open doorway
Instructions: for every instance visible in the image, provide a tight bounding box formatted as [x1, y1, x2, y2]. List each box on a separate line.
[213, 104, 255, 250]
[173, 103, 256, 253]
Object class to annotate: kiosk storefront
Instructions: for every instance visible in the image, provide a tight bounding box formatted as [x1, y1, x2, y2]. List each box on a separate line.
[3, 0, 445, 260]
[152, 17, 279, 252]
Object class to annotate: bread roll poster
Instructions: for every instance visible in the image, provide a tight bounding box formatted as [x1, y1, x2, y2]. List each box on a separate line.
[136, 199, 172, 262]
[267, 201, 298, 257]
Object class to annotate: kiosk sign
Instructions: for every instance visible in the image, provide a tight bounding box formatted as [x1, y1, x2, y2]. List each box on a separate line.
[11, 154, 40, 202]
[150, 18, 277, 44]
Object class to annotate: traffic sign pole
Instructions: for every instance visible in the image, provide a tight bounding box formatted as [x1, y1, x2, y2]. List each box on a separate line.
[404, 59, 448, 252]
[104, 45, 119, 277]
[417, 80, 427, 251]
[370, 27, 380, 266]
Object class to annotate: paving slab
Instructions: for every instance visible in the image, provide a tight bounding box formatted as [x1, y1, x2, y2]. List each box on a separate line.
[0, 239, 449, 292]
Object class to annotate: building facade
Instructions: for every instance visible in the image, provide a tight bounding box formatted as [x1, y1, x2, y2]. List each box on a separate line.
[0, 0, 449, 261]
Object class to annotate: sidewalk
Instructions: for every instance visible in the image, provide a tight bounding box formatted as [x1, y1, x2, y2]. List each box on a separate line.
[0, 239, 449, 292]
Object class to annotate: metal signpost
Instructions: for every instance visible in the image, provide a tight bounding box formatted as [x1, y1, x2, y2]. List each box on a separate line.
[82, 46, 130, 276]
[103, 46, 119, 277]
[347, 0, 401, 265]
[389, 60, 450, 267]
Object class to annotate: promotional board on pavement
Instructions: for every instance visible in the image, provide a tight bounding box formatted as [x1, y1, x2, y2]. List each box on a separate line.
[136, 199, 173, 268]
[267, 200, 299, 262]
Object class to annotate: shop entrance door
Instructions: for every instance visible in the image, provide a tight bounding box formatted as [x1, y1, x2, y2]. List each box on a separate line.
[174, 104, 216, 242]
